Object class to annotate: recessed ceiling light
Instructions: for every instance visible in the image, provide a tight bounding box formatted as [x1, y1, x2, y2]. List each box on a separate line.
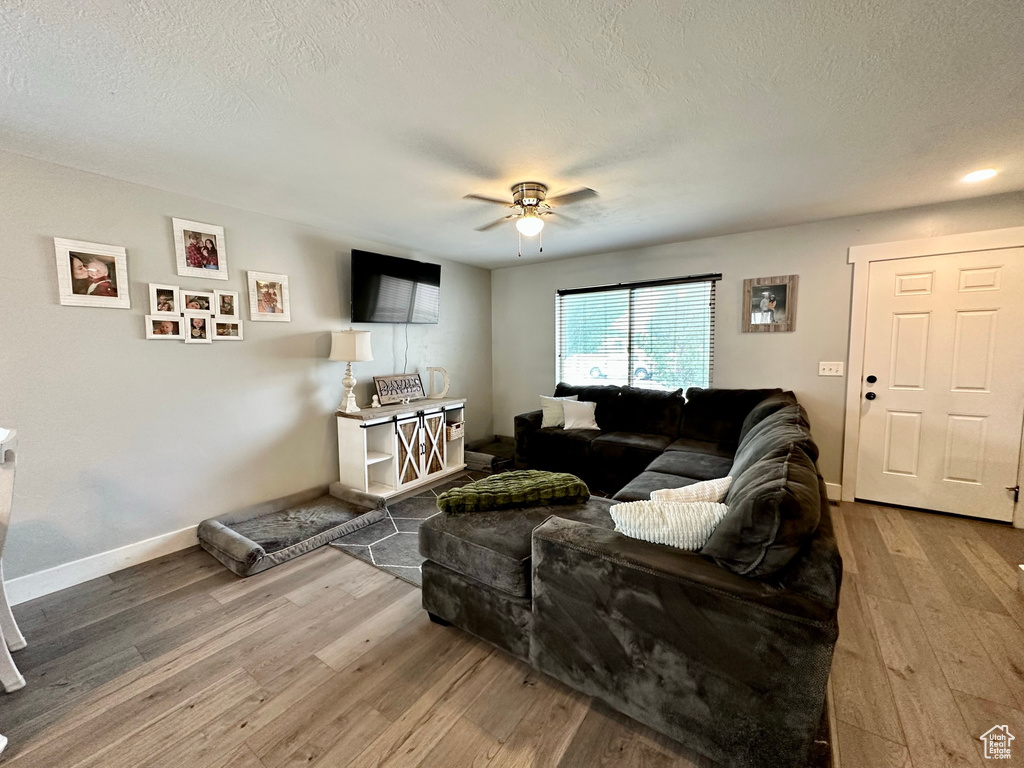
[962, 168, 997, 183]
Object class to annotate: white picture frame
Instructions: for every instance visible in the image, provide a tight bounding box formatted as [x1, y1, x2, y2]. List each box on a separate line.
[172, 218, 228, 281]
[149, 283, 181, 316]
[214, 290, 239, 319]
[248, 271, 291, 322]
[145, 315, 184, 339]
[53, 238, 130, 309]
[181, 290, 215, 314]
[213, 319, 244, 340]
[183, 311, 213, 344]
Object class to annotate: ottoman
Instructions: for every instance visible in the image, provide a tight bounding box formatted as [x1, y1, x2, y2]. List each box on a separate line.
[418, 497, 615, 659]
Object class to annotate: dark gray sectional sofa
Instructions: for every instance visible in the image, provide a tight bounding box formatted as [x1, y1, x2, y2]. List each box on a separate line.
[419, 386, 842, 768]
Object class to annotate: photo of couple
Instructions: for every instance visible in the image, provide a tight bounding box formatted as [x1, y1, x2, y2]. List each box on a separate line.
[70, 252, 118, 297]
[256, 281, 284, 314]
[184, 230, 219, 270]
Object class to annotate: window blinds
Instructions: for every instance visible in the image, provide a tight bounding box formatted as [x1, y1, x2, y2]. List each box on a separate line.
[555, 274, 719, 391]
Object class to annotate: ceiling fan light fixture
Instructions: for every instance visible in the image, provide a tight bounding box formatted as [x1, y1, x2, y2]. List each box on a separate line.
[515, 210, 544, 237]
[962, 168, 997, 182]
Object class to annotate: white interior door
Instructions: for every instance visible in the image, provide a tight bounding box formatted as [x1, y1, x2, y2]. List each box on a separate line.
[855, 248, 1024, 521]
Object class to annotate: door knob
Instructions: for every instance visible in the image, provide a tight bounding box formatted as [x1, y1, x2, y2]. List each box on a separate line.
[866, 375, 877, 384]
[865, 392, 877, 401]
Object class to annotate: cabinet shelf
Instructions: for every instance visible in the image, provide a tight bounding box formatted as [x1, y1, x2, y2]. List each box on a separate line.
[365, 451, 392, 466]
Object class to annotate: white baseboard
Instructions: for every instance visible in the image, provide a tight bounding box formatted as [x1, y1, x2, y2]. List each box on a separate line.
[4, 525, 198, 606]
[825, 482, 842, 502]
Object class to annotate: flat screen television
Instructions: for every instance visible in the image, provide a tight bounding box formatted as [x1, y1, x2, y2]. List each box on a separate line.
[351, 250, 441, 324]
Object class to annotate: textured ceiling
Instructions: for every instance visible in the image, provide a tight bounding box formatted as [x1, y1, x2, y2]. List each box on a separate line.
[1, 0, 1022, 268]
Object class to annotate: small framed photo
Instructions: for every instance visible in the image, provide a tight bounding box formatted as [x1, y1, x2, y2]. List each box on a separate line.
[214, 290, 239, 318]
[213, 319, 244, 340]
[248, 271, 291, 321]
[149, 283, 181, 316]
[54, 238, 130, 309]
[181, 290, 215, 313]
[183, 311, 213, 344]
[742, 275, 799, 333]
[173, 218, 228, 280]
[145, 315, 184, 339]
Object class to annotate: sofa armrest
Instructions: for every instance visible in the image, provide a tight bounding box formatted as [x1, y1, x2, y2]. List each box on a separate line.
[514, 409, 544, 469]
[532, 516, 836, 624]
[529, 516, 838, 767]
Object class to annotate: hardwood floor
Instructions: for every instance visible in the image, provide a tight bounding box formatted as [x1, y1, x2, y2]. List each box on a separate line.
[0, 500, 1020, 767]
[831, 502, 1024, 768]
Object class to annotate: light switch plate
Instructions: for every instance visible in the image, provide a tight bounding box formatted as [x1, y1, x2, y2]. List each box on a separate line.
[819, 361, 844, 377]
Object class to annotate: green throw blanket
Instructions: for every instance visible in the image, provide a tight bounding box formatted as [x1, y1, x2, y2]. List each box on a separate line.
[437, 470, 590, 515]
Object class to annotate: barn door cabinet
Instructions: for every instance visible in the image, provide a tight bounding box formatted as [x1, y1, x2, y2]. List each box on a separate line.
[336, 397, 466, 499]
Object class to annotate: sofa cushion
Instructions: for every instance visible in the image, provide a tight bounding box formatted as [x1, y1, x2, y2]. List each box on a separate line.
[702, 445, 821, 577]
[680, 387, 782, 449]
[530, 427, 601, 463]
[608, 386, 684, 437]
[646, 450, 733, 481]
[664, 437, 735, 459]
[591, 432, 672, 463]
[419, 498, 615, 597]
[554, 383, 622, 430]
[612, 471, 700, 502]
[610, 500, 731, 550]
[737, 391, 798, 443]
[731, 405, 818, 479]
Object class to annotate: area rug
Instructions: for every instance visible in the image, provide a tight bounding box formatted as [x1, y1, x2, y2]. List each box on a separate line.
[329, 470, 490, 587]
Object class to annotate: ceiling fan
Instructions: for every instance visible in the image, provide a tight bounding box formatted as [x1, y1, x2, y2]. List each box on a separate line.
[464, 182, 598, 256]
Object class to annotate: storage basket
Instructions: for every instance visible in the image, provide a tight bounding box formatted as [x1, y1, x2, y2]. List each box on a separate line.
[445, 422, 465, 442]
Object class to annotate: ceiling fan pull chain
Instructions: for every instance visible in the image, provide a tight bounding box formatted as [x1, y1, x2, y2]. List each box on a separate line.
[518, 229, 522, 258]
[539, 228, 543, 253]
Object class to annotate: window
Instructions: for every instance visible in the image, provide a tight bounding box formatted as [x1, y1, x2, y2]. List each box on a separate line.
[555, 273, 719, 391]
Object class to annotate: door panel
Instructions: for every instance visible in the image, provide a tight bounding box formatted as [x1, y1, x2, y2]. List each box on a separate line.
[856, 248, 1024, 521]
[422, 412, 446, 477]
[395, 417, 423, 489]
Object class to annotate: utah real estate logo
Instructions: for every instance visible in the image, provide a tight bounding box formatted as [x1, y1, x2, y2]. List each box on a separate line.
[980, 725, 1014, 760]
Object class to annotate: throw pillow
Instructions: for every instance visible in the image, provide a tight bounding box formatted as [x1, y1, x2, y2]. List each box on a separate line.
[562, 399, 599, 430]
[610, 500, 730, 550]
[651, 476, 732, 503]
[540, 394, 578, 428]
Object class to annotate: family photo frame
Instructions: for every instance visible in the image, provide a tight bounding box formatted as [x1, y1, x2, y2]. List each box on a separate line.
[173, 218, 228, 280]
[54, 238, 130, 309]
[181, 290, 215, 313]
[741, 274, 798, 333]
[183, 311, 212, 344]
[149, 283, 181, 316]
[145, 315, 184, 339]
[214, 319, 244, 340]
[248, 271, 290, 321]
[214, 290, 239, 319]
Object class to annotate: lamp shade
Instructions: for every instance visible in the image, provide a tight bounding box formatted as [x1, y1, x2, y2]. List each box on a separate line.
[330, 330, 373, 362]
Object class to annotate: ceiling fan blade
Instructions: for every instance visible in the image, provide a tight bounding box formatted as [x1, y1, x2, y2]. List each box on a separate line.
[546, 187, 598, 207]
[545, 210, 581, 226]
[463, 193, 512, 206]
[475, 215, 514, 232]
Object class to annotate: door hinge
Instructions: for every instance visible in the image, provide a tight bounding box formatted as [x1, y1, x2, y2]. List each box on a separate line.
[1008, 485, 1020, 503]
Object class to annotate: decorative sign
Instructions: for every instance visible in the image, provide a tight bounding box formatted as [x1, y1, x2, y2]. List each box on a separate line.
[373, 373, 425, 405]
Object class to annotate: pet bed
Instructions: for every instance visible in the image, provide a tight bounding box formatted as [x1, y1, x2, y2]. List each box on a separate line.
[198, 484, 387, 577]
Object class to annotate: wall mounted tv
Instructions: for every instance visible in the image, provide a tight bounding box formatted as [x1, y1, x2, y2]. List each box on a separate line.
[351, 250, 441, 324]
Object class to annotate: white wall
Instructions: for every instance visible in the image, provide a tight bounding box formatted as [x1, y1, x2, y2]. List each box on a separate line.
[491, 191, 1024, 485]
[0, 151, 492, 580]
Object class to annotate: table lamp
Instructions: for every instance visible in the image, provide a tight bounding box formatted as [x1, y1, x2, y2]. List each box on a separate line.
[330, 329, 373, 413]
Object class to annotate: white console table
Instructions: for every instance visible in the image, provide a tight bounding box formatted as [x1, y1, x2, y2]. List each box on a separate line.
[336, 397, 466, 499]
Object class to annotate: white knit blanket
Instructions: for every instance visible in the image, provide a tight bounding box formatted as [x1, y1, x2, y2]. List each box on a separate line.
[610, 500, 730, 550]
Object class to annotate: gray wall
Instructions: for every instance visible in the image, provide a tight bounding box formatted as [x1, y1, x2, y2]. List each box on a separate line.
[492, 191, 1024, 485]
[0, 151, 492, 580]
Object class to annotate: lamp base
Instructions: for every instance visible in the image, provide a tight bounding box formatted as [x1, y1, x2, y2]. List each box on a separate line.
[339, 363, 360, 413]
